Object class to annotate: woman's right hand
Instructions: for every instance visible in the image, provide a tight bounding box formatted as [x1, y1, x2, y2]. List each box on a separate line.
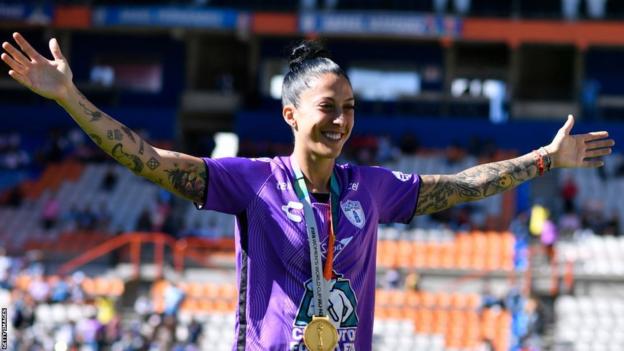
[1, 32, 74, 103]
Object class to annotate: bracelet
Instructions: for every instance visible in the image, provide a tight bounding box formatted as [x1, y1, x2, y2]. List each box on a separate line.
[539, 147, 553, 171]
[534, 150, 545, 176]
[533, 147, 552, 176]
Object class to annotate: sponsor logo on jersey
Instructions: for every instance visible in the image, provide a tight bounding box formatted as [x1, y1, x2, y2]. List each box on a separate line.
[282, 201, 303, 223]
[348, 182, 359, 191]
[392, 171, 412, 182]
[251, 157, 272, 162]
[277, 181, 291, 191]
[321, 236, 353, 260]
[294, 275, 359, 328]
[340, 200, 366, 229]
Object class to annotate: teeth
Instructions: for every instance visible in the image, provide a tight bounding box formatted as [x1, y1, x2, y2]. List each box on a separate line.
[322, 132, 341, 141]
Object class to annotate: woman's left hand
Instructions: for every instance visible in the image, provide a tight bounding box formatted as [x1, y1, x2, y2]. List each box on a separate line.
[546, 114, 615, 168]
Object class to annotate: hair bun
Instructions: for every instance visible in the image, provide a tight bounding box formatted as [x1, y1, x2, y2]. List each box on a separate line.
[288, 41, 330, 71]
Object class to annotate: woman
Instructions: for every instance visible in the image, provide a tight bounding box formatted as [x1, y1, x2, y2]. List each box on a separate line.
[1, 34, 614, 350]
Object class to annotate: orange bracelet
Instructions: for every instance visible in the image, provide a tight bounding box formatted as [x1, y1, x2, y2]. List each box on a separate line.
[534, 150, 545, 176]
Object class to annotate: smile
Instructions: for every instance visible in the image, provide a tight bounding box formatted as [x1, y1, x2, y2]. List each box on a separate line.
[321, 131, 343, 141]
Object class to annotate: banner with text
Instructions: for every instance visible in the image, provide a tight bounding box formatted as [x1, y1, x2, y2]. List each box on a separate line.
[0, 3, 52, 24]
[299, 12, 462, 37]
[93, 6, 243, 30]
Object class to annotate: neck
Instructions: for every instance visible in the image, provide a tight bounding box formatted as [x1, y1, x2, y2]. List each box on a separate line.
[292, 146, 335, 193]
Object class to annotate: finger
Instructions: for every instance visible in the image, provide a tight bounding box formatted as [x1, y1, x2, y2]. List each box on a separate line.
[560, 114, 574, 135]
[8, 70, 31, 87]
[582, 159, 604, 168]
[49, 38, 65, 61]
[583, 131, 609, 142]
[585, 148, 612, 158]
[2, 41, 30, 65]
[586, 139, 615, 150]
[1, 53, 27, 74]
[13, 32, 44, 61]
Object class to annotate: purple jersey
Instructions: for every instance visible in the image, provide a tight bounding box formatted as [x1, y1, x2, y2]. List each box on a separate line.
[199, 156, 420, 351]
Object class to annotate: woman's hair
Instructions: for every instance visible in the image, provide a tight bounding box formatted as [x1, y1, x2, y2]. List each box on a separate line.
[282, 40, 350, 107]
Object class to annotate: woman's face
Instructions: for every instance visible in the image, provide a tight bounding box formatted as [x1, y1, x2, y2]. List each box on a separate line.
[285, 73, 355, 160]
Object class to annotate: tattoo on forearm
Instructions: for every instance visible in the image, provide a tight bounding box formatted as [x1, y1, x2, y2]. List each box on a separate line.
[111, 143, 143, 174]
[79, 101, 104, 122]
[89, 134, 102, 146]
[416, 154, 537, 215]
[107, 129, 123, 141]
[146, 157, 160, 170]
[165, 164, 206, 201]
[121, 126, 136, 144]
[139, 139, 145, 155]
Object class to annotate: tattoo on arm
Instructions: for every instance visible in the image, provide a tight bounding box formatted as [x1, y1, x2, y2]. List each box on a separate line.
[415, 154, 537, 215]
[121, 126, 136, 144]
[165, 163, 206, 202]
[78, 100, 104, 122]
[107, 129, 123, 141]
[89, 134, 102, 146]
[146, 157, 160, 170]
[111, 143, 144, 174]
[139, 139, 145, 155]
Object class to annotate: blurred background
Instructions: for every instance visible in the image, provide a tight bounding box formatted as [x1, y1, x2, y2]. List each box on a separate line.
[1, 0, 624, 350]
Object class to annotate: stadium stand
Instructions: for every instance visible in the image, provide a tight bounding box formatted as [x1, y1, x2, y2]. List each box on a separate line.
[554, 295, 624, 350]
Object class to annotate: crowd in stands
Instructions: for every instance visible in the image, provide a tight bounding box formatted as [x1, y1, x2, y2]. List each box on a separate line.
[0, 244, 208, 351]
[1, 239, 544, 351]
[0, 132, 30, 171]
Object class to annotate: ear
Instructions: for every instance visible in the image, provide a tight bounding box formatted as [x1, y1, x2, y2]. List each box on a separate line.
[282, 104, 298, 130]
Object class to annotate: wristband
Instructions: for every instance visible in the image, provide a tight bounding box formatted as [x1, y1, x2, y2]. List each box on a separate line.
[539, 147, 553, 171]
[534, 150, 545, 176]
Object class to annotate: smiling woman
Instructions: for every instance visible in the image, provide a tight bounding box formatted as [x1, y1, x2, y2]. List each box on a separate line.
[0, 34, 615, 351]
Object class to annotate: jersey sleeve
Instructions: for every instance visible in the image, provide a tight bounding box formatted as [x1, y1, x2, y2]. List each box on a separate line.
[359, 166, 421, 224]
[197, 157, 271, 215]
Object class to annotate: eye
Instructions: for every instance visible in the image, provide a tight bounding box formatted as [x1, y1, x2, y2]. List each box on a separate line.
[319, 103, 335, 111]
[344, 105, 355, 111]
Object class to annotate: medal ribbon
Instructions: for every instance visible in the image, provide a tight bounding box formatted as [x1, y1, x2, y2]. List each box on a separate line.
[291, 156, 340, 317]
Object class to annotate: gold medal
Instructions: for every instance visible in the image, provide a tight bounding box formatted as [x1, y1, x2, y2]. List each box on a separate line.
[303, 315, 339, 351]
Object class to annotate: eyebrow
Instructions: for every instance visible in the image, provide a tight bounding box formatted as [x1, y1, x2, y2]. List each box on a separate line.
[318, 97, 355, 102]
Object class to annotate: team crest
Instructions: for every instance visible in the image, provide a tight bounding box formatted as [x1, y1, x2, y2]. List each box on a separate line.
[294, 274, 359, 329]
[340, 200, 366, 229]
[392, 171, 412, 182]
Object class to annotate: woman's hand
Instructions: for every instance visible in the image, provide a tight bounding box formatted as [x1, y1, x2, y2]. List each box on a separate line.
[1, 32, 74, 103]
[545, 114, 615, 168]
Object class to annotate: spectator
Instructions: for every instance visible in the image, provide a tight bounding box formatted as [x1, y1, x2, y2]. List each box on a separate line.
[77, 205, 98, 231]
[95, 202, 112, 232]
[136, 208, 154, 232]
[76, 309, 102, 351]
[50, 278, 70, 302]
[5, 185, 24, 208]
[382, 268, 401, 289]
[134, 294, 153, 318]
[163, 282, 185, 317]
[101, 166, 118, 191]
[0, 247, 11, 290]
[41, 195, 60, 230]
[604, 211, 621, 236]
[541, 219, 558, 263]
[559, 210, 581, 237]
[28, 275, 50, 302]
[561, 176, 578, 213]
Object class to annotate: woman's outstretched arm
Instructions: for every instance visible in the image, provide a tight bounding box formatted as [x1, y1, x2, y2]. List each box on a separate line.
[1, 32, 206, 203]
[415, 115, 614, 215]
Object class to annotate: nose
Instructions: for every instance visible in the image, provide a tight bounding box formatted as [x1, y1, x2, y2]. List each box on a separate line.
[332, 110, 346, 126]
